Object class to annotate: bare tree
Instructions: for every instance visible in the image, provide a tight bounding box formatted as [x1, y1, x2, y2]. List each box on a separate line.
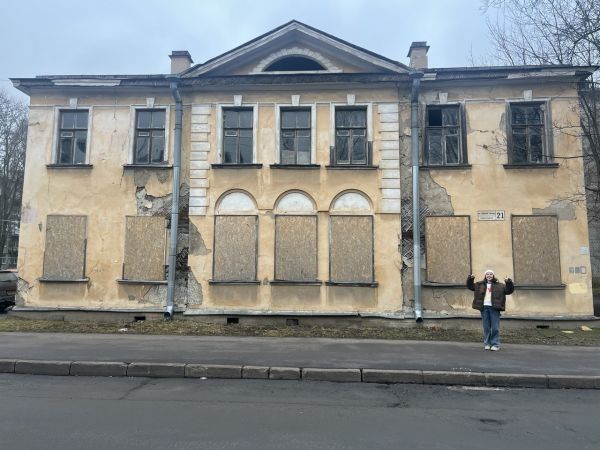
[484, 0, 600, 210]
[0, 90, 27, 268]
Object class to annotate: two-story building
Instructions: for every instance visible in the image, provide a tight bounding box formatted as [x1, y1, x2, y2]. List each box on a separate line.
[11, 21, 597, 321]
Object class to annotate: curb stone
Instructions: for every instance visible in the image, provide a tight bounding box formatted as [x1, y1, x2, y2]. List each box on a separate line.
[127, 362, 185, 378]
[362, 369, 423, 384]
[15, 360, 71, 376]
[205, 364, 242, 379]
[269, 367, 301, 380]
[423, 370, 486, 386]
[242, 366, 269, 379]
[485, 373, 548, 388]
[1, 359, 598, 390]
[0, 359, 16, 373]
[70, 361, 127, 377]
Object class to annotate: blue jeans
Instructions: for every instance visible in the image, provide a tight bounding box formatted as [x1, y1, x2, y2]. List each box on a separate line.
[481, 306, 501, 346]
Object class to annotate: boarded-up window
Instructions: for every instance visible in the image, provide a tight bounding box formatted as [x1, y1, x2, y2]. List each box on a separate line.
[43, 215, 87, 280]
[123, 216, 166, 281]
[213, 215, 257, 281]
[512, 215, 561, 285]
[275, 215, 317, 281]
[330, 216, 373, 283]
[425, 216, 471, 284]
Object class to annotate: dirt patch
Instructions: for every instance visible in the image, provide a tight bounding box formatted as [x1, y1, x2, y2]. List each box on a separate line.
[0, 317, 598, 346]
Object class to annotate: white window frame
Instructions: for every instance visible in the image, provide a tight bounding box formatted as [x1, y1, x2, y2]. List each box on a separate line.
[128, 105, 171, 165]
[216, 104, 258, 164]
[275, 104, 317, 164]
[51, 106, 93, 165]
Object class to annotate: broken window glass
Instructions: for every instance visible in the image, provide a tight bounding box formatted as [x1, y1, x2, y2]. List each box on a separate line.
[509, 103, 547, 164]
[134, 109, 166, 165]
[334, 108, 368, 165]
[222, 108, 254, 164]
[279, 109, 311, 164]
[425, 105, 463, 166]
[58, 110, 88, 165]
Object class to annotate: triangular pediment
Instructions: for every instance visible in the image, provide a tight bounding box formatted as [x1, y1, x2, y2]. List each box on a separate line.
[183, 20, 409, 77]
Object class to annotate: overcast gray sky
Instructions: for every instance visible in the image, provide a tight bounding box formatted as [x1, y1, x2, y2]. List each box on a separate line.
[1, 0, 496, 101]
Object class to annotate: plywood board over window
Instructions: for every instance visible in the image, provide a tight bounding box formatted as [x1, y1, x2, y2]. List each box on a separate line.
[123, 216, 166, 281]
[425, 216, 471, 284]
[512, 215, 561, 286]
[330, 216, 373, 283]
[275, 215, 317, 281]
[43, 215, 87, 280]
[213, 216, 257, 281]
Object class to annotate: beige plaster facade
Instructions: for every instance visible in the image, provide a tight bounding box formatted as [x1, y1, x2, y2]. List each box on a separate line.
[12, 21, 596, 319]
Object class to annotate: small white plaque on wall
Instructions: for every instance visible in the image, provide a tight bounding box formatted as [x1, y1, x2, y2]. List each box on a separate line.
[438, 92, 448, 104]
[347, 94, 356, 105]
[291, 95, 300, 106]
[477, 210, 505, 221]
[69, 97, 78, 107]
[233, 95, 243, 106]
[146, 97, 155, 108]
[523, 90, 533, 101]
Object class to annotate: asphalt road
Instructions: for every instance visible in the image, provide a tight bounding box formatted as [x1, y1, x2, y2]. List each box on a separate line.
[0, 374, 598, 450]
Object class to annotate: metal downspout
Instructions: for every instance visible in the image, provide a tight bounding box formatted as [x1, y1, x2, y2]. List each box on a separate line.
[165, 77, 183, 319]
[410, 71, 424, 322]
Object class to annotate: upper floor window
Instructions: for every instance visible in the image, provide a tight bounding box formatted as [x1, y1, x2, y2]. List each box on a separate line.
[265, 56, 325, 72]
[223, 108, 253, 164]
[280, 109, 311, 165]
[58, 110, 88, 164]
[134, 109, 165, 164]
[424, 105, 466, 166]
[508, 103, 549, 164]
[333, 108, 370, 166]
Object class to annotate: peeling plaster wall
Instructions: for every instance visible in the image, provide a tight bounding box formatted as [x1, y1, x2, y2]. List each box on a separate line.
[17, 92, 187, 309]
[415, 83, 593, 316]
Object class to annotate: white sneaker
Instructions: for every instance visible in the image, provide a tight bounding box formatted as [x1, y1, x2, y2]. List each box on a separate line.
[490, 345, 500, 351]
[484, 345, 491, 350]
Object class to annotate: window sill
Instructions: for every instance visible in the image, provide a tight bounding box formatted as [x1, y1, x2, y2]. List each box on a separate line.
[503, 163, 559, 169]
[325, 165, 378, 170]
[420, 164, 471, 171]
[422, 282, 465, 288]
[270, 280, 322, 286]
[39, 277, 89, 283]
[211, 164, 263, 169]
[514, 284, 566, 290]
[270, 164, 320, 170]
[326, 281, 378, 287]
[46, 164, 93, 169]
[123, 164, 172, 169]
[208, 280, 261, 285]
[117, 279, 167, 285]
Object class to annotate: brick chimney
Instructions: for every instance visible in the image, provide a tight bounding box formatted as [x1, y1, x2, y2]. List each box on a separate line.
[169, 51, 194, 74]
[407, 42, 429, 69]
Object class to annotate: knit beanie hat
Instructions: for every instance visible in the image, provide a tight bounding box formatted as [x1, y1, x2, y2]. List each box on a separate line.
[484, 269, 495, 277]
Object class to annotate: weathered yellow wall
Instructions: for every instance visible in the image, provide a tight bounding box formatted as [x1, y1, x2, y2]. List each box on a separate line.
[187, 87, 403, 313]
[417, 83, 593, 315]
[16, 80, 594, 317]
[18, 91, 184, 309]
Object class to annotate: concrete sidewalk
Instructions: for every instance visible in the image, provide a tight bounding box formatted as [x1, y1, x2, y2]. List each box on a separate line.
[1, 332, 599, 389]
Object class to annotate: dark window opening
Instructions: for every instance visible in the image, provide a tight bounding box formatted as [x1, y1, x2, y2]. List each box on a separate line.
[134, 109, 166, 165]
[280, 109, 311, 164]
[424, 105, 464, 166]
[58, 110, 88, 165]
[265, 56, 325, 72]
[509, 103, 548, 164]
[223, 109, 253, 164]
[333, 108, 370, 166]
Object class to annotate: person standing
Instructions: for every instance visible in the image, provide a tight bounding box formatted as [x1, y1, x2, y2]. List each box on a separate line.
[467, 270, 514, 351]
